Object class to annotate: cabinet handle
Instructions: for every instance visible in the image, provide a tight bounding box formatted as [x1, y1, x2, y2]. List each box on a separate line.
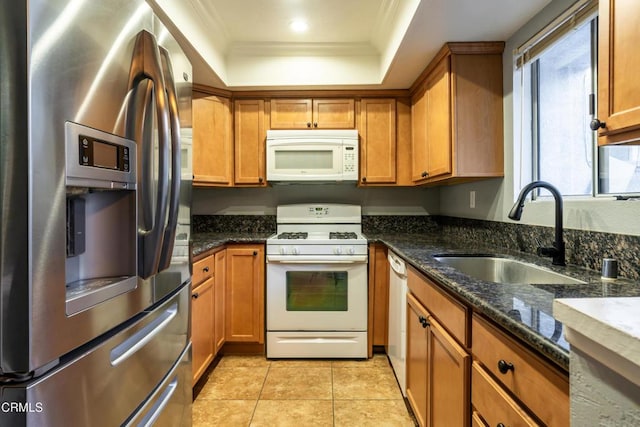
[418, 316, 430, 328]
[192, 292, 199, 299]
[313, 122, 318, 128]
[307, 122, 311, 128]
[589, 118, 606, 131]
[421, 171, 428, 178]
[203, 266, 209, 273]
[497, 359, 514, 374]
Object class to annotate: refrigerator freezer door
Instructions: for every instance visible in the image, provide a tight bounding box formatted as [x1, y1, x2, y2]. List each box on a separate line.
[1, 0, 157, 375]
[0, 284, 190, 427]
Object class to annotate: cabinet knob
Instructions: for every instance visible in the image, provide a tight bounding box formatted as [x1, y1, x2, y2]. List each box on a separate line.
[203, 266, 209, 273]
[589, 118, 606, 131]
[421, 171, 428, 178]
[192, 292, 199, 299]
[258, 177, 264, 184]
[362, 177, 367, 183]
[418, 316, 430, 328]
[313, 122, 318, 128]
[307, 122, 311, 128]
[253, 251, 258, 256]
[497, 359, 514, 374]
[497, 424, 506, 427]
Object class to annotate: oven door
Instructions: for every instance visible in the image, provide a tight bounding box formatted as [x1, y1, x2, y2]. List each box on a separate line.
[266, 259, 367, 331]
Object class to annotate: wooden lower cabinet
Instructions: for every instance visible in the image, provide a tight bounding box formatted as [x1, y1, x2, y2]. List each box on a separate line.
[191, 276, 214, 385]
[406, 292, 470, 427]
[472, 314, 569, 426]
[213, 249, 226, 353]
[368, 243, 389, 357]
[225, 244, 265, 343]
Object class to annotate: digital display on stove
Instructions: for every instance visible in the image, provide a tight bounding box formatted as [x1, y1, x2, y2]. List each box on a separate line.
[308, 207, 329, 216]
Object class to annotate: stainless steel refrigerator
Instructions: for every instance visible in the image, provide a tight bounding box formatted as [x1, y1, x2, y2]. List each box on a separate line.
[1, 0, 193, 425]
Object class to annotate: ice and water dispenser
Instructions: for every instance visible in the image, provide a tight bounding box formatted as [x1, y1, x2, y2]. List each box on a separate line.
[64, 122, 138, 315]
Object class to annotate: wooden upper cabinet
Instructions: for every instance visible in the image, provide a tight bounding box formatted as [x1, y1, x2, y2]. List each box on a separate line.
[192, 92, 233, 186]
[234, 99, 267, 186]
[270, 99, 312, 129]
[313, 99, 355, 128]
[411, 42, 504, 185]
[411, 83, 429, 182]
[596, 0, 640, 144]
[359, 98, 397, 185]
[270, 98, 355, 129]
[425, 57, 452, 179]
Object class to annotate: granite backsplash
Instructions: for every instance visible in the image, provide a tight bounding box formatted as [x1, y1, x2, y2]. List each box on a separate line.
[192, 214, 640, 281]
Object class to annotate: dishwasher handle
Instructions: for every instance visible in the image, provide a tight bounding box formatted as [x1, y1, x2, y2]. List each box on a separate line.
[388, 252, 407, 276]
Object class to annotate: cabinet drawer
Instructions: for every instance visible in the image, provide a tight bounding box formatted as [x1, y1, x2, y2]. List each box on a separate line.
[407, 266, 469, 346]
[472, 362, 539, 427]
[192, 255, 214, 286]
[472, 314, 569, 426]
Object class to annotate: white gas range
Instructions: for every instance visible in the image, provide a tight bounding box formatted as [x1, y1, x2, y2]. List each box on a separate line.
[266, 204, 368, 358]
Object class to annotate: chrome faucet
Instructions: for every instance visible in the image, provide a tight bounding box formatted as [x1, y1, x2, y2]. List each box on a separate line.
[508, 181, 566, 266]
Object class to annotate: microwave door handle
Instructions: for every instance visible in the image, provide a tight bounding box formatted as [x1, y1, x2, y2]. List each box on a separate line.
[156, 46, 181, 273]
[126, 30, 171, 279]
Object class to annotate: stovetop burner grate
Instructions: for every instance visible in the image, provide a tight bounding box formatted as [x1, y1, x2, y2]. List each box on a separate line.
[329, 232, 358, 240]
[276, 232, 308, 240]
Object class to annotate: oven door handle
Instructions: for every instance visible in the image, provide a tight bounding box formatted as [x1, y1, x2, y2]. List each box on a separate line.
[266, 255, 367, 264]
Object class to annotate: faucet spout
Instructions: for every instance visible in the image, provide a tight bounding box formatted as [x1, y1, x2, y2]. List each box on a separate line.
[509, 181, 566, 266]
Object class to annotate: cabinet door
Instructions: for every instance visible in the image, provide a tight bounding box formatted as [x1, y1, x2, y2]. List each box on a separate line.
[429, 315, 470, 427]
[425, 56, 452, 179]
[193, 93, 233, 186]
[597, 0, 640, 144]
[367, 244, 389, 356]
[360, 99, 397, 184]
[270, 99, 312, 129]
[214, 249, 226, 354]
[406, 293, 429, 427]
[411, 83, 429, 182]
[192, 278, 214, 385]
[225, 245, 265, 343]
[234, 100, 266, 185]
[313, 99, 355, 128]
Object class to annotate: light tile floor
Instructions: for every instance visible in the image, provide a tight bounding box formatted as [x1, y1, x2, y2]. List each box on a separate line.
[193, 354, 416, 426]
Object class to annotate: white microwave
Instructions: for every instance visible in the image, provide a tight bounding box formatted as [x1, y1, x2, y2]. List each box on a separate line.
[266, 129, 359, 183]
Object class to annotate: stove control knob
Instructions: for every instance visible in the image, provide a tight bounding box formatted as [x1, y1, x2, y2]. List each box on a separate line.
[279, 247, 287, 255]
[334, 247, 343, 255]
[291, 247, 300, 255]
[348, 247, 355, 255]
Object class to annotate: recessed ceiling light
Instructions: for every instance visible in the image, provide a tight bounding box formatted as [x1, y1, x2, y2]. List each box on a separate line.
[289, 19, 308, 33]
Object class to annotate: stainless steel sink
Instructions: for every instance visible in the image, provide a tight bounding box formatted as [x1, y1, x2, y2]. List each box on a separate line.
[433, 255, 586, 285]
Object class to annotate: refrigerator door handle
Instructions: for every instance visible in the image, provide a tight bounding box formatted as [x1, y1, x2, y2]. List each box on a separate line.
[109, 303, 178, 366]
[156, 46, 181, 273]
[135, 376, 178, 427]
[126, 30, 171, 279]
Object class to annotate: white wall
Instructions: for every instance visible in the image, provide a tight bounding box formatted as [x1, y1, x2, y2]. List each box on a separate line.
[438, 0, 640, 236]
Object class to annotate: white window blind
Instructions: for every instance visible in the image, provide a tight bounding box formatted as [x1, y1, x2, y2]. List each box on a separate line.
[514, 0, 598, 69]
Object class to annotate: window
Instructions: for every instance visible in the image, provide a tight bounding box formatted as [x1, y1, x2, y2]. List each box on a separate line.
[514, 0, 640, 198]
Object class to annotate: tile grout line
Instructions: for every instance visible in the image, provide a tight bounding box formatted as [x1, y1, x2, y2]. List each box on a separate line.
[248, 360, 271, 425]
[331, 361, 336, 427]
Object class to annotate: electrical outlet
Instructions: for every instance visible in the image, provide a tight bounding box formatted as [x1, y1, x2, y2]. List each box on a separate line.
[469, 191, 476, 209]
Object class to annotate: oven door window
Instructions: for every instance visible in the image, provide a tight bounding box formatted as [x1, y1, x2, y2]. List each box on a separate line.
[286, 271, 348, 311]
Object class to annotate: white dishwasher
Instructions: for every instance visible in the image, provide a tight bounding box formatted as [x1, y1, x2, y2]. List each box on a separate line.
[387, 251, 408, 396]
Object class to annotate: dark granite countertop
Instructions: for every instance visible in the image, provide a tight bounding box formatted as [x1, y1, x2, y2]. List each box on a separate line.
[192, 232, 273, 257]
[368, 233, 640, 371]
[192, 230, 640, 370]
